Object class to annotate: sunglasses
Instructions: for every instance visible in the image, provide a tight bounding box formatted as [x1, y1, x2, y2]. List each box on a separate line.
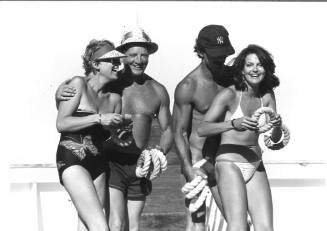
[99, 58, 121, 66]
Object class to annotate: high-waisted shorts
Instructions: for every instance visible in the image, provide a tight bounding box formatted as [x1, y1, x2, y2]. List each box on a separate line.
[107, 151, 152, 200]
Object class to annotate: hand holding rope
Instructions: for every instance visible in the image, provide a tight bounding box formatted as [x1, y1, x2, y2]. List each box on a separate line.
[107, 114, 134, 147]
[135, 147, 167, 180]
[181, 159, 210, 213]
[252, 107, 290, 150]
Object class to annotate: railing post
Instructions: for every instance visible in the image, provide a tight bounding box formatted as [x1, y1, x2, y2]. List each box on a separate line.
[31, 182, 43, 231]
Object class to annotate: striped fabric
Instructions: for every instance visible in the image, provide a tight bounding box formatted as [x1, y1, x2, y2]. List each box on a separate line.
[205, 191, 253, 231]
[205, 191, 227, 231]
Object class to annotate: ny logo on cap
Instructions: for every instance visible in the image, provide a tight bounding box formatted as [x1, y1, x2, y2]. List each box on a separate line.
[217, 36, 224, 45]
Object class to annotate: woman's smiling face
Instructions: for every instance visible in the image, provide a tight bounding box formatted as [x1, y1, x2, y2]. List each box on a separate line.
[242, 53, 265, 86]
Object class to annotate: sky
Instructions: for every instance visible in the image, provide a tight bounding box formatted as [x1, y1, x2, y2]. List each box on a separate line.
[1, 1, 327, 164]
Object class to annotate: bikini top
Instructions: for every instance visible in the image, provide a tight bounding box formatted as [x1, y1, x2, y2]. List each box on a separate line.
[230, 91, 263, 120]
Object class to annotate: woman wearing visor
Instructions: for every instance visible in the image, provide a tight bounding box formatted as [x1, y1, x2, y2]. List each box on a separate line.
[56, 39, 126, 231]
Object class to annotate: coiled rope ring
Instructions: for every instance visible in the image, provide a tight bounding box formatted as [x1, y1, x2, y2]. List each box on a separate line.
[252, 107, 276, 133]
[108, 114, 134, 147]
[189, 187, 210, 213]
[264, 123, 291, 150]
[181, 159, 209, 213]
[135, 148, 167, 180]
[253, 107, 291, 150]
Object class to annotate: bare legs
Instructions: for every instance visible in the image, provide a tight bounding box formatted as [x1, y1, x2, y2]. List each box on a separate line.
[127, 199, 146, 231]
[62, 166, 108, 231]
[215, 161, 273, 231]
[108, 188, 126, 231]
[247, 169, 273, 231]
[108, 187, 146, 231]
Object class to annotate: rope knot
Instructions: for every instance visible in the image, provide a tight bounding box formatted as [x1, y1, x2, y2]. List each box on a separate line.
[181, 160, 210, 213]
[135, 147, 167, 180]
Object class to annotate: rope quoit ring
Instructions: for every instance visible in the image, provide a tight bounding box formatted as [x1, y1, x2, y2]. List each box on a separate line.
[135, 150, 151, 178]
[108, 114, 134, 147]
[185, 179, 208, 199]
[252, 107, 276, 133]
[150, 148, 167, 180]
[181, 159, 210, 213]
[264, 123, 291, 150]
[151, 148, 168, 172]
[135, 148, 167, 180]
[149, 150, 161, 180]
[181, 176, 202, 194]
[189, 187, 210, 213]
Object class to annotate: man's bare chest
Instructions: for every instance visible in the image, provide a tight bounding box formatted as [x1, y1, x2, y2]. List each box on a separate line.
[121, 87, 160, 115]
[193, 83, 223, 113]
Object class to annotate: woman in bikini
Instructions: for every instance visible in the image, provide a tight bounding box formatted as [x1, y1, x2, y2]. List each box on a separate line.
[197, 44, 282, 231]
[56, 39, 126, 231]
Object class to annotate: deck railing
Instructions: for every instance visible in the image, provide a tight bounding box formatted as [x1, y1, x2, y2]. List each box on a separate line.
[10, 161, 326, 231]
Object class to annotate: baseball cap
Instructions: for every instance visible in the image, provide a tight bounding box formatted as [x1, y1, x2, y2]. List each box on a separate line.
[116, 27, 158, 54]
[197, 25, 235, 57]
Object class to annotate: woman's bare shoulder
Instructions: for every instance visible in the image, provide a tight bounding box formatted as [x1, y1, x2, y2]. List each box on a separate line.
[219, 86, 237, 99]
[69, 76, 87, 89]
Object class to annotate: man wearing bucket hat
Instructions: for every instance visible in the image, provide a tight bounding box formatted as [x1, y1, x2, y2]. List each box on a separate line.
[102, 27, 173, 231]
[55, 27, 173, 231]
[172, 25, 236, 231]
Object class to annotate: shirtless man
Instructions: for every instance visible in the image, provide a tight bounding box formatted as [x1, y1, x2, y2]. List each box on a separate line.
[172, 25, 235, 231]
[56, 27, 173, 231]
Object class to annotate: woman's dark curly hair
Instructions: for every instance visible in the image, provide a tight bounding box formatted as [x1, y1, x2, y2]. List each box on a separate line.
[232, 44, 280, 94]
[82, 39, 115, 75]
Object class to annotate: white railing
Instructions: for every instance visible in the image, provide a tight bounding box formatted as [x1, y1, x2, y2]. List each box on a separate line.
[10, 161, 326, 231]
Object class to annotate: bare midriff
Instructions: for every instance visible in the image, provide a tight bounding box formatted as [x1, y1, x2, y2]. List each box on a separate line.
[218, 129, 262, 162]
